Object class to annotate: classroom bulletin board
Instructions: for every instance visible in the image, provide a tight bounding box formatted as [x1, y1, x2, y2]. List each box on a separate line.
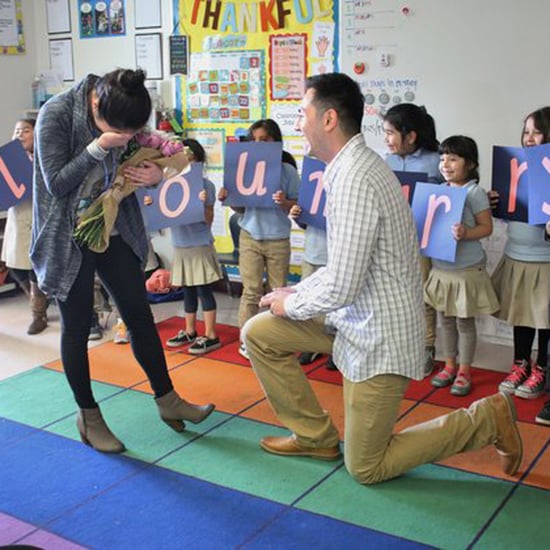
[0, 0, 25, 54]
[171, 0, 335, 276]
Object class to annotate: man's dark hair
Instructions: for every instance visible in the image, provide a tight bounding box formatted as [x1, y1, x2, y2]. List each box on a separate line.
[305, 73, 364, 136]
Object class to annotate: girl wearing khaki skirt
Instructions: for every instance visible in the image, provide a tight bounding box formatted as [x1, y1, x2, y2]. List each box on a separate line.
[165, 140, 223, 354]
[490, 107, 550, 408]
[424, 136, 499, 396]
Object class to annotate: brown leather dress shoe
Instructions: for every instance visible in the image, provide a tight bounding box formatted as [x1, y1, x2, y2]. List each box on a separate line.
[485, 392, 523, 475]
[260, 435, 341, 461]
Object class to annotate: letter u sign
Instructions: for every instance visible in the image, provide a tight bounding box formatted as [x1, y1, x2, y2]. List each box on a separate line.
[236, 152, 267, 196]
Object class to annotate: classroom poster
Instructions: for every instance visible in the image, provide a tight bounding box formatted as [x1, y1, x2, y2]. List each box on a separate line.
[0, 0, 25, 54]
[186, 50, 265, 124]
[186, 128, 226, 170]
[269, 34, 307, 100]
[172, 0, 335, 279]
[338, 0, 421, 153]
[78, 0, 126, 39]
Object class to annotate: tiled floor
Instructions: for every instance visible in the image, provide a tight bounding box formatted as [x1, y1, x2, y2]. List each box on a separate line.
[1, 288, 549, 548]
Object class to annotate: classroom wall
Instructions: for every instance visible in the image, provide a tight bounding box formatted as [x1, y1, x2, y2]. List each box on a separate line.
[0, 0, 36, 143]
[339, 0, 550, 187]
[0, 1, 176, 141]
[21, 0, 178, 266]
[3, 0, 549, 345]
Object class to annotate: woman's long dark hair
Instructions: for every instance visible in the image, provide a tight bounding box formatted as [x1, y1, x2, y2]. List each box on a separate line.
[94, 69, 151, 130]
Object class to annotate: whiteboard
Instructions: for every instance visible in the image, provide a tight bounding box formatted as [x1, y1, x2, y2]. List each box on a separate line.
[338, 0, 550, 186]
[339, 0, 550, 346]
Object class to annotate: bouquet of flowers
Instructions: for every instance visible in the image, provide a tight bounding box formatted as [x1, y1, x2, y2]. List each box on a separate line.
[73, 131, 189, 253]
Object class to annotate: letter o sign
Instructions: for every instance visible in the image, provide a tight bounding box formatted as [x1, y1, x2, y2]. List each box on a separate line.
[159, 176, 190, 218]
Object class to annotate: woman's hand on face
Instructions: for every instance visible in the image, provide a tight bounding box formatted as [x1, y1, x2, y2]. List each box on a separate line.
[97, 131, 134, 150]
[124, 161, 163, 187]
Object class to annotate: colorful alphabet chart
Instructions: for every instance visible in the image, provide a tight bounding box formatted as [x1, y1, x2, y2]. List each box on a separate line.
[269, 34, 307, 100]
[186, 50, 265, 123]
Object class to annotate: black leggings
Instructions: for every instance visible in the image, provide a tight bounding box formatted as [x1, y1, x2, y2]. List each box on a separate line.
[183, 283, 217, 314]
[57, 236, 173, 409]
[514, 326, 550, 367]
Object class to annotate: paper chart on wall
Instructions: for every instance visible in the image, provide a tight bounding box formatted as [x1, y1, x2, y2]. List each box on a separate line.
[0, 0, 25, 54]
[186, 128, 225, 171]
[339, 0, 420, 150]
[186, 51, 265, 124]
[269, 34, 307, 101]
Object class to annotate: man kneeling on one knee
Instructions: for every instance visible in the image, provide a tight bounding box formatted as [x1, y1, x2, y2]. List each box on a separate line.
[242, 72, 522, 485]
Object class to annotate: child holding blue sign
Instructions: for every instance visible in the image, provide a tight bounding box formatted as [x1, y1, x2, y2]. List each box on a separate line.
[383, 103, 441, 181]
[538, 217, 550, 424]
[383, 104, 443, 377]
[218, 119, 300, 358]
[424, 136, 499, 396]
[491, 108, 550, 404]
[1, 118, 50, 335]
[165, 139, 223, 354]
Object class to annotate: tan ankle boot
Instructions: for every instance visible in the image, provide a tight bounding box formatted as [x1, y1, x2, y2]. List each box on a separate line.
[155, 390, 215, 432]
[77, 408, 126, 453]
[28, 281, 48, 335]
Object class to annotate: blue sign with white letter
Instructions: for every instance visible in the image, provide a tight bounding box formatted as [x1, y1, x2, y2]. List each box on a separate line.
[222, 142, 282, 207]
[0, 140, 33, 209]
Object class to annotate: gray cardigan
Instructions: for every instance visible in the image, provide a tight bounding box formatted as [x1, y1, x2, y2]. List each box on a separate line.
[30, 74, 148, 301]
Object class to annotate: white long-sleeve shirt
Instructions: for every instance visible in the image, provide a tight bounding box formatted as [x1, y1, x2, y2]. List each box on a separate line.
[285, 134, 425, 383]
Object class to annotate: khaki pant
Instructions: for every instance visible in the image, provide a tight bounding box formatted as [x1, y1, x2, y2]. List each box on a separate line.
[238, 230, 290, 328]
[244, 311, 499, 484]
[421, 255, 437, 347]
[301, 259, 321, 280]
